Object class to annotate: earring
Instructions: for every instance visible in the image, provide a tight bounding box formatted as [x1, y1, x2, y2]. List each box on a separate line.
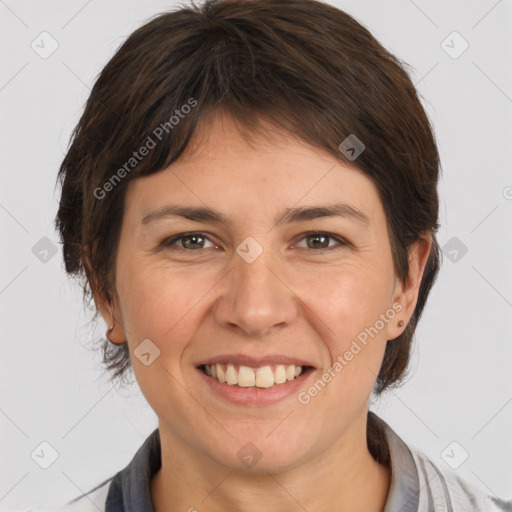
[398, 320, 405, 327]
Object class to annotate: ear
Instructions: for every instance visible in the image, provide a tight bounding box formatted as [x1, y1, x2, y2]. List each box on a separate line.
[387, 231, 432, 341]
[82, 244, 126, 345]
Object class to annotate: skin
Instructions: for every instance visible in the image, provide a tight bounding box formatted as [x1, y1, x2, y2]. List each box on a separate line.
[93, 110, 432, 512]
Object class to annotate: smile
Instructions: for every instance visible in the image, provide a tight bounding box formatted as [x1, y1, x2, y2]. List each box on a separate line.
[201, 363, 308, 388]
[196, 354, 316, 405]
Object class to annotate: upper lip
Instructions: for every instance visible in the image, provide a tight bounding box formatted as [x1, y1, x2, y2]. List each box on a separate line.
[198, 354, 315, 368]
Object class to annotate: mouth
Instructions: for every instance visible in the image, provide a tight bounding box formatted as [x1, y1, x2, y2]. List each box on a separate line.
[198, 363, 315, 389]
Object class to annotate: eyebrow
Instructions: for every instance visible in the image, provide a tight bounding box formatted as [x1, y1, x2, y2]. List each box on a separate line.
[140, 202, 370, 228]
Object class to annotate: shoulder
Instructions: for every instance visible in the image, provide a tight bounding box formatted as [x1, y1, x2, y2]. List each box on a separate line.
[23, 478, 113, 512]
[408, 445, 512, 512]
[373, 413, 512, 512]
[61, 478, 112, 511]
[27, 428, 160, 512]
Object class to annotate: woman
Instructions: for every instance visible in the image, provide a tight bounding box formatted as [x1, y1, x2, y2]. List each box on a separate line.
[49, 0, 510, 510]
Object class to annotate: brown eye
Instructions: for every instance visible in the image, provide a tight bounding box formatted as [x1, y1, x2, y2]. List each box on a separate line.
[163, 232, 215, 250]
[294, 232, 347, 250]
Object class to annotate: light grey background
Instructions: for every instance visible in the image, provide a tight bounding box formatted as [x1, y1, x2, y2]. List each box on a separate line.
[1, 0, 511, 509]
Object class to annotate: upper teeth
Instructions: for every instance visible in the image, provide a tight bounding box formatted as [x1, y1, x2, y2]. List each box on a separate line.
[204, 363, 303, 388]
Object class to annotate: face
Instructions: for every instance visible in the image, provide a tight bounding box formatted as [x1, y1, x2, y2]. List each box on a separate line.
[100, 111, 428, 473]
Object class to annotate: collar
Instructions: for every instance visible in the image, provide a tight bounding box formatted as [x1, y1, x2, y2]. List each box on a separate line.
[377, 415, 420, 512]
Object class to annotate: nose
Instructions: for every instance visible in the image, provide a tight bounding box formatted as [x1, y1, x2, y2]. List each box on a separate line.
[213, 242, 298, 337]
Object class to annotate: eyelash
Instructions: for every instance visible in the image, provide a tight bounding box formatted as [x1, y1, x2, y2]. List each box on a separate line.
[160, 231, 349, 253]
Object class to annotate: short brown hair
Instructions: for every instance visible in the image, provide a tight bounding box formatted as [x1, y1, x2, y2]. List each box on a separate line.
[55, 0, 441, 396]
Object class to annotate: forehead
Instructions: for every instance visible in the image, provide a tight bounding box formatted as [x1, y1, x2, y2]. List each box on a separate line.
[122, 111, 384, 228]
[178, 109, 332, 165]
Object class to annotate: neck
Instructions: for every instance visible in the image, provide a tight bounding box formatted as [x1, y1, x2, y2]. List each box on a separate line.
[151, 412, 391, 512]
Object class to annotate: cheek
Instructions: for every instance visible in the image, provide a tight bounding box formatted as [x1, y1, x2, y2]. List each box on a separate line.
[295, 260, 393, 337]
[116, 261, 203, 347]
[115, 264, 207, 405]
[293, 262, 393, 390]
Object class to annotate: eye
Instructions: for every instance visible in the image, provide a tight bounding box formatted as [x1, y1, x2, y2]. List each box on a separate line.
[162, 232, 217, 251]
[160, 231, 348, 252]
[293, 231, 348, 250]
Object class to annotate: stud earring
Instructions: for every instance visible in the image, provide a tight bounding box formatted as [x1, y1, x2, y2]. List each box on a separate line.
[398, 320, 405, 327]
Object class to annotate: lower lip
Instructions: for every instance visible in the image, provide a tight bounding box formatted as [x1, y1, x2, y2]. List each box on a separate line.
[197, 366, 316, 406]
